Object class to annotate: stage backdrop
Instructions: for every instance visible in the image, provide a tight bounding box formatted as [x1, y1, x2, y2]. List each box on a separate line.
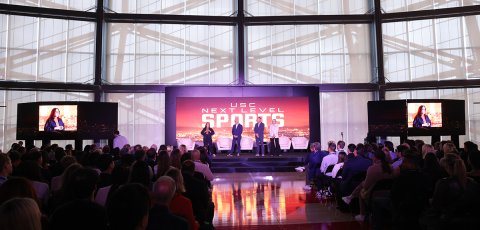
[165, 86, 320, 146]
[176, 97, 310, 141]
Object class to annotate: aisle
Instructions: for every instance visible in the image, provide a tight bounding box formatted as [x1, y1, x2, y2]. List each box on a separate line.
[211, 172, 368, 229]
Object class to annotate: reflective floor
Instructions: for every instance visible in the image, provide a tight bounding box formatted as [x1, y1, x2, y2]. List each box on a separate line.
[212, 172, 367, 229]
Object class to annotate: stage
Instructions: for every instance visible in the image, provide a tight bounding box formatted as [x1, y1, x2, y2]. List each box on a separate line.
[210, 152, 307, 173]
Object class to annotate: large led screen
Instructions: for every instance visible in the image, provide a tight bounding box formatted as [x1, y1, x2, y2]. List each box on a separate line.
[176, 97, 310, 141]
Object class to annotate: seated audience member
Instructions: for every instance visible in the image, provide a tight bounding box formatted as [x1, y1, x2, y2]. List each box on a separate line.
[442, 142, 458, 155]
[421, 153, 480, 230]
[15, 160, 49, 208]
[343, 150, 393, 221]
[0, 198, 42, 230]
[7, 150, 21, 175]
[49, 147, 66, 178]
[97, 154, 115, 188]
[331, 151, 347, 178]
[384, 141, 396, 162]
[182, 160, 210, 226]
[166, 168, 199, 230]
[155, 150, 172, 178]
[170, 149, 183, 170]
[95, 166, 130, 207]
[129, 161, 152, 189]
[392, 144, 409, 171]
[53, 167, 99, 210]
[146, 148, 157, 169]
[336, 140, 346, 155]
[107, 183, 150, 230]
[339, 144, 372, 197]
[0, 177, 39, 206]
[389, 154, 429, 230]
[50, 199, 107, 230]
[346, 143, 356, 159]
[148, 176, 189, 230]
[422, 153, 446, 198]
[192, 149, 214, 181]
[422, 144, 435, 159]
[320, 141, 338, 174]
[50, 163, 82, 195]
[463, 141, 478, 171]
[304, 142, 327, 190]
[0, 154, 13, 186]
[468, 150, 480, 183]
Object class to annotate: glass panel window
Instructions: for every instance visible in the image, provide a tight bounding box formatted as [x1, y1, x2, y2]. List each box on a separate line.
[107, 24, 234, 84]
[247, 24, 371, 84]
[109, 0, 233, 16]
[246, 0, 369, 16]
[381, 0, 479, 13]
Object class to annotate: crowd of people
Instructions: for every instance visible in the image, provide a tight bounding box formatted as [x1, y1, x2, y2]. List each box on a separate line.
[304, 139, 480, 230]
[0, 141, 215, 230]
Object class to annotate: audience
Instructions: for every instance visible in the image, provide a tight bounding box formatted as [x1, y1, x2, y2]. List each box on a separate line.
[148, 176, 189, 230]
[0, 197, 42, 230]
[1, 139, 480, 230]
[192, 149, 214, 181]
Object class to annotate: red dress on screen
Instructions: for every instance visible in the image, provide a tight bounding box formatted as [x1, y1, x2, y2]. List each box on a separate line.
[169, 193, 199, 230]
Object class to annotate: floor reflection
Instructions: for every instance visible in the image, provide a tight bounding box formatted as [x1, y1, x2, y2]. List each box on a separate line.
[212, 172, 353, 227]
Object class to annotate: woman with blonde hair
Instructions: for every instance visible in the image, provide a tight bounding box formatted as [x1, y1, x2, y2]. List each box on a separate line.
[0, 197, 42, 230]
[442, 142, 458, 155]
[165, 167, 199, 230]
[422, 144, 435, 159]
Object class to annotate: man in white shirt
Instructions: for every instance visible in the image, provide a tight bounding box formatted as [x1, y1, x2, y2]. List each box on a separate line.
[113, 130, 128, 149]
[269, 119, 280, 156]
[320, 141, 338, 174]
[191, 149, 214, 181]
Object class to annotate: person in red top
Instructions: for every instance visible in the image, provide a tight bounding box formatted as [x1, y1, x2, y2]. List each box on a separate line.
[165, 168, 199, 230]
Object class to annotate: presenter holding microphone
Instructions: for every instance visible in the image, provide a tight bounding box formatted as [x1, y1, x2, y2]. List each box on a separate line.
[413, 105, 432, 128]
[201, 122, 215, 156]
[269, 119, 280, 156]
[44, 108, 65, 131]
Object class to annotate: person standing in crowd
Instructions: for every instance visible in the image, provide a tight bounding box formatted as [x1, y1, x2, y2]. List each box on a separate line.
[113, 130, 128, 149]
[269, 119, 280, 156]
[201, 122, 215, 157]
[254, 117, 265, 157]
[229, 118, 243, 157]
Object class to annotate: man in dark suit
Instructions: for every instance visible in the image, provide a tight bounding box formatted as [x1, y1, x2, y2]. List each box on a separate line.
[147, 176, 189, 230]
[254, 117, 265, 156]
[229, 118, 243, 157]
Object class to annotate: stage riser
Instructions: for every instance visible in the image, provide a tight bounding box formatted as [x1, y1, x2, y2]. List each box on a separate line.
[211, 156, 305, 173]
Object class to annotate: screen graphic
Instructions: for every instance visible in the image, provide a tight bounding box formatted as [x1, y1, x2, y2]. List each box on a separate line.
[407, 102, 442, 128]
[39, 105, 78, 131]
[176, 97, 310, 141]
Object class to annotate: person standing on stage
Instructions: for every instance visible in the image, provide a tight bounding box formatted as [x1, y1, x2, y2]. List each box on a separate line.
[201, 122, 215, 156]
[229, 118, 243, 157]
[269, 119, 280, 156]
[254, 117, 265, 157]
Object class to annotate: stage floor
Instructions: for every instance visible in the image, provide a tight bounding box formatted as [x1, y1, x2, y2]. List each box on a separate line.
[212, 152, 308, 159]
[211, 172, 368, 229]
[210, 152, 307, 173]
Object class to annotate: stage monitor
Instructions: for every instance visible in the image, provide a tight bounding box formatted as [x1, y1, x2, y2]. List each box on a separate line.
[175, 97, 310, 142]
[368, 99, 465, 136]
[17, 102, 118, 140]
[165, 86, 320, 145]
[407, 99, 465, 136]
